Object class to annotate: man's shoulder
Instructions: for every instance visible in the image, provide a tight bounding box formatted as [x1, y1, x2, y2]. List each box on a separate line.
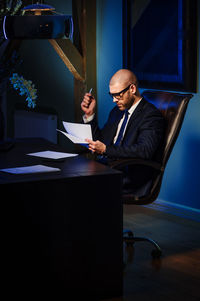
[141, 97, 163, 116]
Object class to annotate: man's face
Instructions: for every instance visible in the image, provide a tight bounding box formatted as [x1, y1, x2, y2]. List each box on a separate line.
[109, 83, 135, 111]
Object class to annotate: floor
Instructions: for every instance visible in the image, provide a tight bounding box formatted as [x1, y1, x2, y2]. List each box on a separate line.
[103, 201, 200, 301]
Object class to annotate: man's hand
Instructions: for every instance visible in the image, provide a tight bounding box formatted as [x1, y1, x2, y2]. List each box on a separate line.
[81, 93, 96, 118]
[85, 139, 106, 155]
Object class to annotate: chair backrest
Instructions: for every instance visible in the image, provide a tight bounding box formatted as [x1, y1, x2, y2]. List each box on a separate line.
[123, 90, 193, 204]
[142, 90, 193, 169]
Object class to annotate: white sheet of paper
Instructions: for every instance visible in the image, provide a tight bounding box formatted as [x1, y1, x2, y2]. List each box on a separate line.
[57, 121, 92, 144]
[56, 130, 87, 144]
[0, 165, 61, 174]
[27, 150, 78, 159]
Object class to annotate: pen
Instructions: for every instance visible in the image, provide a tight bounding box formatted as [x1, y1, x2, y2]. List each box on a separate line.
[87, 88, 93, 108]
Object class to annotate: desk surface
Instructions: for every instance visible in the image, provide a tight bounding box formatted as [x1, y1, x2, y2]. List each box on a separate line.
[0, 138, 123, 299]
[0, 138, 121, 184]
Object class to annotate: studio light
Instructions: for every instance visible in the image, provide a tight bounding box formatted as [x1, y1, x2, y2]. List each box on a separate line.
[3, 2, 73, 39]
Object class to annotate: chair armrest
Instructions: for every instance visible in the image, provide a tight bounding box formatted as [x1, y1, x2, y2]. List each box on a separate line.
[109, 158, 164, 172]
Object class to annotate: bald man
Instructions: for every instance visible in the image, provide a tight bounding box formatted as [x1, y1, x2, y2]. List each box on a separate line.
[81, 69, 165, 196]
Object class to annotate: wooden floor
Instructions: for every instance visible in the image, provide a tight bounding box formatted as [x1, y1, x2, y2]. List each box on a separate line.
[103, 202, 200, 301]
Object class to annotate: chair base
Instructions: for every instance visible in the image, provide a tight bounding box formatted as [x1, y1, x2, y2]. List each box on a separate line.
[123, 229, 162, 258]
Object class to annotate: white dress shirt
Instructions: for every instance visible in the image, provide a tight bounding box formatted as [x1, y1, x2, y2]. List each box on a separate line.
[113, 98, 142, 143]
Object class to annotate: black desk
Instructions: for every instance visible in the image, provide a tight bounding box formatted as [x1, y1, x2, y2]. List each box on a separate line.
[0, 138, 123, 300]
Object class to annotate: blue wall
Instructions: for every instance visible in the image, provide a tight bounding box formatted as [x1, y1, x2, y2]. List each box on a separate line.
[158, 79, 200, 209]
[6, 0, 200, 210]
[97, 0, 123, 127]
[144, 0, 200, 210]
[96, 0, 200, 210]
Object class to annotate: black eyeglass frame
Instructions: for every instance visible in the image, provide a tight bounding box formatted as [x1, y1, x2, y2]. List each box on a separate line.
[109, 83, 134, 99]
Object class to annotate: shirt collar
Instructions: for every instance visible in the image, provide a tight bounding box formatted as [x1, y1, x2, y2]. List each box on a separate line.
[128, 97, 143, 116]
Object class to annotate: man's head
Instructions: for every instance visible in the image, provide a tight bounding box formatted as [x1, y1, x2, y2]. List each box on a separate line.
[109, 69, 140, 111]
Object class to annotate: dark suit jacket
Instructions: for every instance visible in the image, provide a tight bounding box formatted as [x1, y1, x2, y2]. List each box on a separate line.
[90, 98, 165, 197]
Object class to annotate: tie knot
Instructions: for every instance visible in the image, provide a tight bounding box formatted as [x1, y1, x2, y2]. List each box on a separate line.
[124, 109, 129, 120]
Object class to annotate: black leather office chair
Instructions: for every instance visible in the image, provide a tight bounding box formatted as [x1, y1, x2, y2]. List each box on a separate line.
[109, 90, 193, 258]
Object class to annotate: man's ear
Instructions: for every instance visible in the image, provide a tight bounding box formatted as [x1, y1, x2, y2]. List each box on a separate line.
[130, 84, 137, 94]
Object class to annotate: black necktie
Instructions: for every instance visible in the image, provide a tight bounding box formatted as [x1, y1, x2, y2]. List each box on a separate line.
[115, 110, 129, 146]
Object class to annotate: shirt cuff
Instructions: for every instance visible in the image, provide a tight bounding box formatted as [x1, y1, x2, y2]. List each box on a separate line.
[83, 113, 95, 123]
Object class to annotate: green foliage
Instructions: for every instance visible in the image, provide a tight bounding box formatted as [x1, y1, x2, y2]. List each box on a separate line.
[10, 73, 37, 108]
[0, 0, 23, 16]
[0, 0, 23, 45]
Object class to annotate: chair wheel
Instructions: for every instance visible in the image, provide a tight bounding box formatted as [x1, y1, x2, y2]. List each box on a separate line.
[123, 230, 134, 247]
[151, 249, 162, 258]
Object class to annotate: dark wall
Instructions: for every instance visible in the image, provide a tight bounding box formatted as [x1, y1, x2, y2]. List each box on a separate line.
[6, 0, 75, 150]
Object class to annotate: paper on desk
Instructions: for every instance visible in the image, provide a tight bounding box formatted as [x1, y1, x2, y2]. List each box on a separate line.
[57, 121, 93, 144]
[0, 165, 61, 174]
[27, 150, 78, 159]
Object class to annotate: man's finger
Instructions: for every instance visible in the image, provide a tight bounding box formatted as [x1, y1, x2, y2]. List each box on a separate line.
[85, 138, 93, 143]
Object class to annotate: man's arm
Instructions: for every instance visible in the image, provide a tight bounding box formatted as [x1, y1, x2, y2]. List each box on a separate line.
[104, 112, 164, 160]
[81, 95, 165, 160]
[87, 107, 164, 160]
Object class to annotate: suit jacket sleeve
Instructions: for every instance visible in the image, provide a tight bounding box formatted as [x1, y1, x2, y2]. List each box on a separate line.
[89, 99, 165, 160]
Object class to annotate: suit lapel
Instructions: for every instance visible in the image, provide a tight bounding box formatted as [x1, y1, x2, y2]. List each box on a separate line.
[111, 110, 124, 140]
[124, 98, 146, 137]
[104, 109, 124, 145]
[108, 99, 147, 144]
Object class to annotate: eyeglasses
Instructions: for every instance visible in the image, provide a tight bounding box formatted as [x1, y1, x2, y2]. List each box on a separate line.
[109, 83, 134, 100]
